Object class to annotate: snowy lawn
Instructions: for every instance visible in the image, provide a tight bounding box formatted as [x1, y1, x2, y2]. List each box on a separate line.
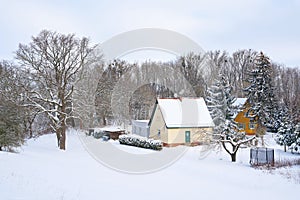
[0, 130, 299, 200]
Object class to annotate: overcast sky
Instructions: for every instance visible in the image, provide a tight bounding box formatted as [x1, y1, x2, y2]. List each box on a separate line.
[1, 0, 299, 67]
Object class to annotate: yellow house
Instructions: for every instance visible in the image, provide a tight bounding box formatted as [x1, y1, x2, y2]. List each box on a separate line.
[148, 97, 215, 146]
[233, 98, 258, 135]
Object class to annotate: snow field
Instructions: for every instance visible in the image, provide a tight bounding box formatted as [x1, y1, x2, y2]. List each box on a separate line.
[0, 130, 299, 200]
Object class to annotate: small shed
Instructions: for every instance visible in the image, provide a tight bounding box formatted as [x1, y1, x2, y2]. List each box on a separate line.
[93, 127, 126, 140]
[132, 120, 149, 138]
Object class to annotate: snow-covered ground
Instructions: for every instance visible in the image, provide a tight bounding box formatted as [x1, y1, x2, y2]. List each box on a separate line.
[0, 130, 299, 200]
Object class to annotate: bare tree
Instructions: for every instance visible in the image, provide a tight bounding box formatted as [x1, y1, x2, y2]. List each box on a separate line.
[72, 48, 104, 129]
[16, 30, 94, 150]
[206, 50, 228, 85]
[176, 52, 208, 97]
[228, 49, 257, 97]
[95, 60, 132, 126]
[220, 120, 255, 162]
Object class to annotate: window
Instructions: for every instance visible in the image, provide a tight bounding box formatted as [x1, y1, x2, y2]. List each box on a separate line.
[249, 123, 256, 130]
[238, 123, 245, 130]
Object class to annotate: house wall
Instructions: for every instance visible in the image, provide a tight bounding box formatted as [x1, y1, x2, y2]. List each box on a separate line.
[234, 108, 257, 135]
[149, 105, 168, 142]
[167, 127, 213, 145]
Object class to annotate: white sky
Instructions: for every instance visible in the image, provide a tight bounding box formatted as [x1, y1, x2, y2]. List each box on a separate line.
[1, 0, 300, 67]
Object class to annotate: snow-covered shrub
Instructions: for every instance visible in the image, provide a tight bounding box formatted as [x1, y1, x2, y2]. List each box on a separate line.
[289, 142, 300, 153]
[119, 134, 162, 150]
[275, 121, 296, 152]
[289, 124, 300, 153]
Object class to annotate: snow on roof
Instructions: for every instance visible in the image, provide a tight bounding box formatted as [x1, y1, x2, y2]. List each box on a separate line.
[232, 98, 247, 107]
[94, 126, 125, 132]
[157, 97, 214, 128]
[232, 98, 248, 119]
[133, 120, 149, 123]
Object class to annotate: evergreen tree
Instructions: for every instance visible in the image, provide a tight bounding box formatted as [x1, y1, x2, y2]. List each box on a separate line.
[275, 117, 296, 152]
[206, 77, 226, 133]
[206, 74, 255, 162]
[289, 123, 300, 153]
[0, 62, 25, 151]
[206, 74, 235, 134]
[244, 52, 277, 134]
[0, 102, 24, 151]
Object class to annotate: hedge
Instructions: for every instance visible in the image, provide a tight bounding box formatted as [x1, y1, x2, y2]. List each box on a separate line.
[119, 134, 162, 150]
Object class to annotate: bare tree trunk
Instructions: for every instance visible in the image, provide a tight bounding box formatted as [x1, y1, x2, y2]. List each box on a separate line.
[59, 98, 67, 150]
[231, 153, 237, 162]
[59, 123, 66, 150]
[29, 122, 33, 138]
[56, 131, 60, 147]
[28, 113, 37, 138]
[103, 116, 106, 126]
[222, 141, 237, 162]
[222, 137, 255, 162]
[57, 115, 67, 150]
[261, 135, 264, 146]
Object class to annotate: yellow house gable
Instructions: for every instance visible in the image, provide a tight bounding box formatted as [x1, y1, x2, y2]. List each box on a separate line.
[149, 103, 168, 142]
[233, 100, 258, 135]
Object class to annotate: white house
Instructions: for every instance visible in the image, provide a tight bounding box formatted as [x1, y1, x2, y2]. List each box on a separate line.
[148, 97, 215, 146]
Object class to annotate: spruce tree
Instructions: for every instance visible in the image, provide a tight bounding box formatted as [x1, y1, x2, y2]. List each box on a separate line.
[206, 74, 255, 162]
[244, 52, 277, 134]
[289, 123, 300, 153]
[206, 74, 235, 134]
[0, 62, 25, 151]
[275, 117, 296, 152]
[0, 103, 24, 151]
[206, 76, 226, 133]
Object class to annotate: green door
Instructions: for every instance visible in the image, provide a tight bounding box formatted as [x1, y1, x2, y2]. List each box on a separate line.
[185, 131, 191, 143]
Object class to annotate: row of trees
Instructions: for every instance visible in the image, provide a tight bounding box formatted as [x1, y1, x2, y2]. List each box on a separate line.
[95, 50, 299, 127]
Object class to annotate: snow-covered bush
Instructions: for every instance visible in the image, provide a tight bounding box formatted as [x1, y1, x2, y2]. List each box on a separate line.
[289, 124, 300, 153]
[119, 134, 162, 150]
[275, 121, 296, 152]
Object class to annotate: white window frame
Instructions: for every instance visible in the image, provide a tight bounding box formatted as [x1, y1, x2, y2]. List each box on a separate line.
[238, 123, 245, 130]
[249, 122, 256, 130]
